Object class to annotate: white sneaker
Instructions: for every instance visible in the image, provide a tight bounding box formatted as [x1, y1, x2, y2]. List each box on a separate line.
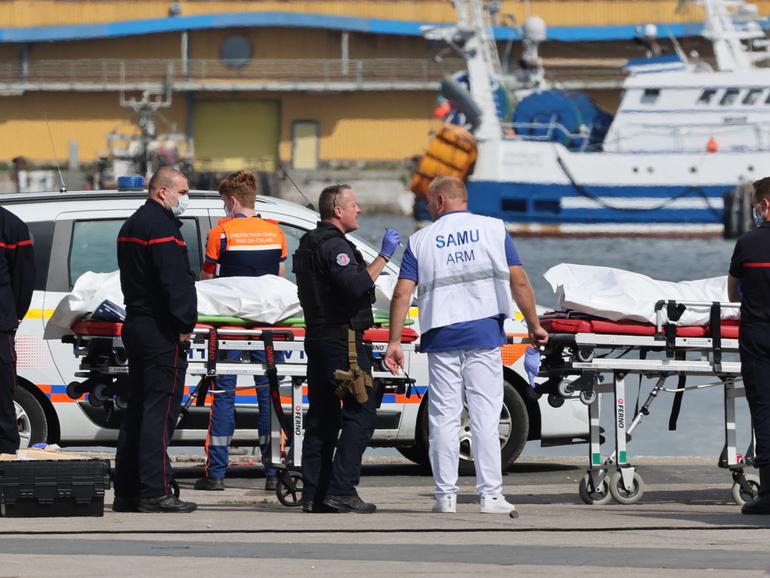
[432, 493, 457, 513]
[480, 494, 518, 516]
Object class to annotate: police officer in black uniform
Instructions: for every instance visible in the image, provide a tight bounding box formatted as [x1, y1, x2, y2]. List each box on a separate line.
[728, 175, 770, 515]
[294, 184, 400, 513]
[0, 206, 34, 455]
[113, 167, 198, 513]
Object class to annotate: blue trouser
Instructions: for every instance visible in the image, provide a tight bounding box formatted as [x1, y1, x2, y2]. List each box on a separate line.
[204, 349, 283, 479]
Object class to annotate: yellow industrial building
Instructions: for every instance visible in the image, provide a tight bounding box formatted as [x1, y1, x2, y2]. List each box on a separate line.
[0, 0, 767, 171]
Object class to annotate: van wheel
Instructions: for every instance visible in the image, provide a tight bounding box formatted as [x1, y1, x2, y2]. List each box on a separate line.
[14, 386, 48, 448]
[419, 380, 529, 475]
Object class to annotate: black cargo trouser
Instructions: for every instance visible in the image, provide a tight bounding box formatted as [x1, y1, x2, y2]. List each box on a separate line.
[114, 317, 188, 499]
[0, 332, 19, 454]
[302, 331, 376, 507]
[739, 324, 770, 469]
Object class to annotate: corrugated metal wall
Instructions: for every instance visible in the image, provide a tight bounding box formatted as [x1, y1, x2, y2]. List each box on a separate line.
[0, 92, 186, 162]
[279, 92, 439, 162]
[2, 1, 768, 28]
[0, 89, 439, 163]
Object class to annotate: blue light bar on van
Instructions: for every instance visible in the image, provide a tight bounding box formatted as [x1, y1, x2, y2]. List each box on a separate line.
[117, 176, 145, 191]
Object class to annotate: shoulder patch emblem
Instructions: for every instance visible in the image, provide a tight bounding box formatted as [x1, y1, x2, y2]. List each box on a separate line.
[336, 253, 350, 266]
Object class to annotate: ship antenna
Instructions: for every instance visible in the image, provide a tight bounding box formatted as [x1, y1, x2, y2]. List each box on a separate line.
[43, 112, 67, 193]
[278, 162, 314, 210]
[666, 29, 690, 65]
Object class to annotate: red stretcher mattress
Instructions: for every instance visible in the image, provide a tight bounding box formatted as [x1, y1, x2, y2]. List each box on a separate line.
[69, 320, 419, 343]
[540, 315, 739, 339]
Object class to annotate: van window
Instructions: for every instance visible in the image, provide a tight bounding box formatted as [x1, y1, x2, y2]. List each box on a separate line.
[28, 220, 54, 290]
[68, 218, 202, 288]
[278, 224, 306, 284]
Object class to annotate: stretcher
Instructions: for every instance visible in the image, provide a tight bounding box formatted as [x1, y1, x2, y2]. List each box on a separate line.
[62, 317, 419, 507]
[531, 299, 758, 506]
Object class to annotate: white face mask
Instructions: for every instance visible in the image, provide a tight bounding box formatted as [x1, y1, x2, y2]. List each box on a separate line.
[171, 193, 189, 217]
[223, 198, 234, 217]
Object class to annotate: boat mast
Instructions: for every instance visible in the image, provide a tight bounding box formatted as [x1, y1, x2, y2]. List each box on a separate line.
[699, 0, 764, 71]
[453, 0, 504, 141]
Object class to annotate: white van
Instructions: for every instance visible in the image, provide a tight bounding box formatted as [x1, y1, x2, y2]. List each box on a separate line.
[6, 186, 587, 469]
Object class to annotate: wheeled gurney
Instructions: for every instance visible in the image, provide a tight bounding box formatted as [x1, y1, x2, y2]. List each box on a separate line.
[531, 300, 757, 506]
[63, 317, 419, 507]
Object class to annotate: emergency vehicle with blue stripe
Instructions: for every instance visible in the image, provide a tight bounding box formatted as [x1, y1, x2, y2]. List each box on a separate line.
[6, 185, 588, 470]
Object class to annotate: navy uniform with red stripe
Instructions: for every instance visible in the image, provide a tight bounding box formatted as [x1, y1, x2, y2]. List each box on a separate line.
[0, 207, 34, 454]
[730, 217, 770, 513]
[115, 199, 197, 501]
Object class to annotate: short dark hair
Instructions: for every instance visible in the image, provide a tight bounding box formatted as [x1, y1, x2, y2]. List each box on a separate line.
[754, 177, 770, 203]
[318, 184, 351, 219]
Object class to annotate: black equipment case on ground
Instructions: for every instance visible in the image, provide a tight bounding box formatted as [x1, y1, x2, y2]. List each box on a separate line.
[0, 459, 111, 517]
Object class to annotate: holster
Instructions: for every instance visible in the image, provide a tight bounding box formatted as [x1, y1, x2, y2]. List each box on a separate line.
[334, 329, 373, 404]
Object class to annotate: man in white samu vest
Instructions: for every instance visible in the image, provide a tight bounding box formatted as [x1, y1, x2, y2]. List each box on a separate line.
[385, 176, 548, 515]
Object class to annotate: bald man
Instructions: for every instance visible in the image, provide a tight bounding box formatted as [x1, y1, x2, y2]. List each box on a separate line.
[113, 167, 198, 513]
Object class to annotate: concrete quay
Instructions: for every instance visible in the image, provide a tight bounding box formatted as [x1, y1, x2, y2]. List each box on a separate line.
[1, 456, 769, 577]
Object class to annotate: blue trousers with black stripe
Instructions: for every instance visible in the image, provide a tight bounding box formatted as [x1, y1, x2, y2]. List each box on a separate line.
[204, 349, 283, 479]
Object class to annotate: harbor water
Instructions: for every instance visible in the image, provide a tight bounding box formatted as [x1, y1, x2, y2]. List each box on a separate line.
[358, 214, 750, 458]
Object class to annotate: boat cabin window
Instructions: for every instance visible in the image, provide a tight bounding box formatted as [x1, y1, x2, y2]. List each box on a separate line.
[743, 88, 764, 105]
[697, 88, 717, 104]
[640, 89, 660, 104]
[720, 88, 740, 106]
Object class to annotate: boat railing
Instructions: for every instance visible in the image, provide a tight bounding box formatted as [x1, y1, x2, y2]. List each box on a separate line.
[502, 118, 770, 153]
[501, 121, 593, 150]
[605, 121, 770, 152]
[0, 57, 467, 89]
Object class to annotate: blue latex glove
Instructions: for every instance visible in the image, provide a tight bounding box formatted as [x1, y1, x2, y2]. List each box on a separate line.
[380, 228, 401, 259]
[524, 347, 541, 389]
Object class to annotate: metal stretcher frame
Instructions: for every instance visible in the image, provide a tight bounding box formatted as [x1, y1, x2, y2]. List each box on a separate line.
[64, 320, 418, 507]
[530, 300, 759, 506]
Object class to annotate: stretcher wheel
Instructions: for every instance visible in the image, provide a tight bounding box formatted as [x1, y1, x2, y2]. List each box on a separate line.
[578, 474, 611, 505]
[557, 379, 574, 397]
[115, 394, 128, 410]
[608, 471, 644, 504]
[547, 393, 565, 408]
[731, 473, 760, 506]
[579, 390, 597, 405]
[87, 394, 103, 408]
[574, 347, 594, 362]
[276, 471, 303, 507]
[92, 382, 110, 402]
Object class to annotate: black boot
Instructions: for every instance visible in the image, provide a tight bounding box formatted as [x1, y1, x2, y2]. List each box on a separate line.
[741, 465, 770, 515]
[138, 494, 198, 513]
[322, 493, 377, 514]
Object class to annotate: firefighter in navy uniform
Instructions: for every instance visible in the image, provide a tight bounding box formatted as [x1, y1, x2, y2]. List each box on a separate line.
[294, 184, 400, 513]
[0, 206, 34, 455]
[113, 167, 198, 514]
[728, 176, 770, 516]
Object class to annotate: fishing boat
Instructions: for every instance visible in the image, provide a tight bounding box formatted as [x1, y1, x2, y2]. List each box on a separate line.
[411, 0, 770, 236]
